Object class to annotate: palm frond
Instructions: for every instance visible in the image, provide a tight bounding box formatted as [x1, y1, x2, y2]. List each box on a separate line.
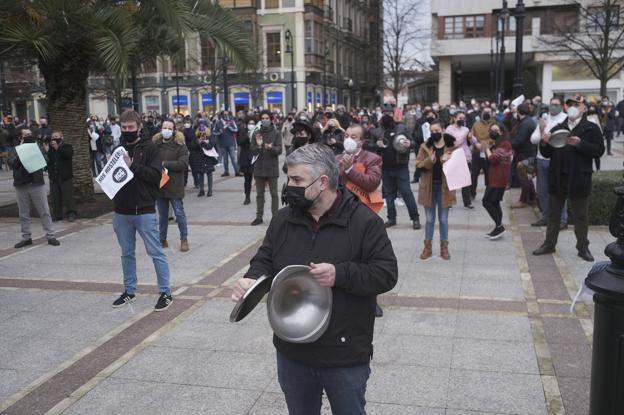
[0, 17, 54, 61]
[184, 0, 254, 71]
[92, 6, 138, 82]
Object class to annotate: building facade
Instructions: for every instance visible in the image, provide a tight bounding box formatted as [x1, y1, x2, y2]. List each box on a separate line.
[0, 0, 383, 121]
[424, 0, 624, 105]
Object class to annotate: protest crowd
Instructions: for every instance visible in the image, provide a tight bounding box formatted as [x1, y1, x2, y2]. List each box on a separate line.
[0, 93, 614, 413]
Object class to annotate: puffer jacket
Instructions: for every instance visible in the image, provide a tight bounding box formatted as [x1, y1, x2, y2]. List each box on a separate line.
[244, 189, 398, 368]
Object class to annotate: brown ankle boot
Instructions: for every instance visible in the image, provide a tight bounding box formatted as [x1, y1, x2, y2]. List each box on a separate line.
[180, 239, 189, 252]
[440, 240, 450, 260]
[420, 240, 432, 260]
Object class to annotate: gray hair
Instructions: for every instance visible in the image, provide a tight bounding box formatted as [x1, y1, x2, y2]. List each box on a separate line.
[286, 143, 339, 190]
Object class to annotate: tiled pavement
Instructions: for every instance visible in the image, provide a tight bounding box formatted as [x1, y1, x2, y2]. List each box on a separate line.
[0, 144, 620, 414]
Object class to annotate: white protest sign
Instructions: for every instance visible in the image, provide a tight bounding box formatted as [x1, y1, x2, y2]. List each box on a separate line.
[96, 147, 134, 199]
[421, 122, 431, 141]
[442, 148, 472, 191]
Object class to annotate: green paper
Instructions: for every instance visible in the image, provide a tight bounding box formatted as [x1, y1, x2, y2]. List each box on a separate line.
[16, 143, 46, 173]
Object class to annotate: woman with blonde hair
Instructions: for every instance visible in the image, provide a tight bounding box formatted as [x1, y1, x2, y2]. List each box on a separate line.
[415, 119, 456, 260]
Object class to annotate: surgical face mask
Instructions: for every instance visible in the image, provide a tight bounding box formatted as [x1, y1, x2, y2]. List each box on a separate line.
[184, 123, 191, 129]
[261, 119, 271, 128]
[343, 137, 358, 154]
[549, 105, 562, 116]
[162, 128, 173, 140]
[286, 176, 322, 212]
[567, 106, 581, 120]
[247, 123, 256, 131]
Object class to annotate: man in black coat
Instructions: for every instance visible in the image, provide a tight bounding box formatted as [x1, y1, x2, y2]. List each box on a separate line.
[232, 143, 398, 415]
[510, 102, 537, 207]
[533, 95, 605, 262]
[44, 130, 76, 222]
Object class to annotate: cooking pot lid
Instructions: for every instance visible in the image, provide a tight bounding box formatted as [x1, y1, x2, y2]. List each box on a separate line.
[229, 275, 272, 322]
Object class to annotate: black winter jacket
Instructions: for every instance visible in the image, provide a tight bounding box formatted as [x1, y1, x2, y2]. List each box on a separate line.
[8, 141, 46, 187]
[244, 189, 398, 368]
[46, 143, 73, 183]
[369, 123, 412, 169]
[540, 117, 605, 198]
[511, 116, 537, 160]
[113, 138, 162, 215]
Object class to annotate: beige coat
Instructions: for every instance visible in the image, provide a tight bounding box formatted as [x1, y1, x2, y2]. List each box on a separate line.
[415, 143, 457, 208]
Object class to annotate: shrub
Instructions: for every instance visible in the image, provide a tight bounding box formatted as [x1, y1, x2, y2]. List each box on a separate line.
[589, 170, 623, 225]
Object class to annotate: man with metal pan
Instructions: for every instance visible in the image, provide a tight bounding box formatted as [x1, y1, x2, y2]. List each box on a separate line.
[231, 143, 398, 414]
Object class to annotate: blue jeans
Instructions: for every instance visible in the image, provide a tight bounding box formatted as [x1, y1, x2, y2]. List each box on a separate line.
[156, 198, 188, 241]
[424, 182, 449, 241]
[536, 158, 567, 224]
[219, 144, 239, 174]
[276, 352, 370, 415]
[382, 166, 420, 221]
[112, 213, 171, 295]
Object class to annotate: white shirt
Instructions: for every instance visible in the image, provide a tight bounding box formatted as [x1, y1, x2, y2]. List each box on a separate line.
[110, 124, 121, 146]
[530, 112, 568, 159]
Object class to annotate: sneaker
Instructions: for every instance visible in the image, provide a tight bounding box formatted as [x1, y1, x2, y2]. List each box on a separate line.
[396, 199, 405, 206]
[197, 191, 205, 197]
[14, 239, 33, 249]
[464, 204, 474, 210]
[206, 190, 212, 197]
[251, 218, 263, 226]
[485, 228, 496, 238]
[489, 226, 506, 240]
[155, 293, 173, 311]
[47, 238, 60, 246]
[112, 292, 135, 308]
[412, 220, 421, 230]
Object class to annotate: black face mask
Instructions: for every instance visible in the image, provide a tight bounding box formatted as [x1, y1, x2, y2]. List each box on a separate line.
[430, 132, 442, 142]
[381, 115, 394, 128]
[482, 112, 491, 121]
[286, 176, 322, 212]
[489, 131, 501, 141]
[457, 120, 465, 127]
[426, 116, 435, 123]
[293, 135, 309, 148]
[121, 130, 139, 145]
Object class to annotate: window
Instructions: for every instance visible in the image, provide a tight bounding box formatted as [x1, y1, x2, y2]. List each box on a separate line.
[266, 32, 281, 67]
[265, 0, 279, 8]
[283, 0, 296, 7]
[586, 5, 620, 33]
[444, 15, 486, 39]
[200, 36, 216, 71]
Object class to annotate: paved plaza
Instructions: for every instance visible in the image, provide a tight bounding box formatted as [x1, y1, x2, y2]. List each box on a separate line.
[0, 141, 622, 415]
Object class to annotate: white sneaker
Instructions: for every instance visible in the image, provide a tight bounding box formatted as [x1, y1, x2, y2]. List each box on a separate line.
[396, 199, 405, 206]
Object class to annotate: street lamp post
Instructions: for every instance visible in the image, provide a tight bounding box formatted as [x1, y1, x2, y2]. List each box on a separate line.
[222, 54, 229, 111]
[285, 29, 295, 111]
[323, 46, 329, 107]
[456, 63, 463, 104]
[175, 66, 180, 115]
[497, 0, 509, 108]
[512, 0, 526, 98]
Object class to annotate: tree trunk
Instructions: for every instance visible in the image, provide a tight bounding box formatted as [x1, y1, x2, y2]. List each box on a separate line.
[47, 95, 95, 202]
[600, 76, 607, 98]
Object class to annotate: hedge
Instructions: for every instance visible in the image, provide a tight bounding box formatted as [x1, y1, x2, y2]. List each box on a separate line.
[588, 170, 623, 226]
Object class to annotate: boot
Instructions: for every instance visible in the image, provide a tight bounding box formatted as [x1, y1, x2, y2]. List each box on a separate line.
[180, 239, 189, 252]
[420, 240, 432, 260]
[244, 194, 251, 205]
[440, 240, 450, 260]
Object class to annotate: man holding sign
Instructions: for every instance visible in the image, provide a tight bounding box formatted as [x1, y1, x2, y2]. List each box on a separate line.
[8, 128, 59, 248]
[110, 110, 173, 312]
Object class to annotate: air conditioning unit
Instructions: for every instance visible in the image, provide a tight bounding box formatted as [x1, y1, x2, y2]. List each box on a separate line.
[268, 72, 280, 82]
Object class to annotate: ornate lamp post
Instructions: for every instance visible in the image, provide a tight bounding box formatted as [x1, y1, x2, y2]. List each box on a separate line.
[285, 29, 295, 111]
[585, 185, 624, 415]
[512, 0, 526, 98]
[497, 0, 509, 108]
[323, 46, 330, 107]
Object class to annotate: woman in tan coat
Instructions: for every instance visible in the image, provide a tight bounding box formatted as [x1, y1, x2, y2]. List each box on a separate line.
[415, 120, 457, 260]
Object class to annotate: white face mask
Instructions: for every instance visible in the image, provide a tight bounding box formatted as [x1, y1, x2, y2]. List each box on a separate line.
[184, 123, 191, 129]
[343, 137, 358, 154]
[162, 128, 173, 139]
[567, 106, 581, 120]
[247, 124, 255, 131]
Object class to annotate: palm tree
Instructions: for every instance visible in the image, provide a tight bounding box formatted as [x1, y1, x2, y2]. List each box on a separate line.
[0, 0, 253, 201]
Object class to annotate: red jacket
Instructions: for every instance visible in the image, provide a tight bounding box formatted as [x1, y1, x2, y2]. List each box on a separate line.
[487, 140, 513, 188]
[336, 149, 382, 192]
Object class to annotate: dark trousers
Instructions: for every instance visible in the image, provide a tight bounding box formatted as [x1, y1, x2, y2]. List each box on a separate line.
[461, 161, 473, 206]
[517, 158, 536, 204]
[50, 179, 76, 219]
[277, 351, 370, 415]
[382, 166, 420, 221]
[244, 172, 253, 197]
[470, 155, 487, 197]
[605, 131, 613, 154]
[197, 171, 213, 193]
[545, 194, 589, 251]
[482, 187, 505, 227]
[255, 176, 278, 219]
